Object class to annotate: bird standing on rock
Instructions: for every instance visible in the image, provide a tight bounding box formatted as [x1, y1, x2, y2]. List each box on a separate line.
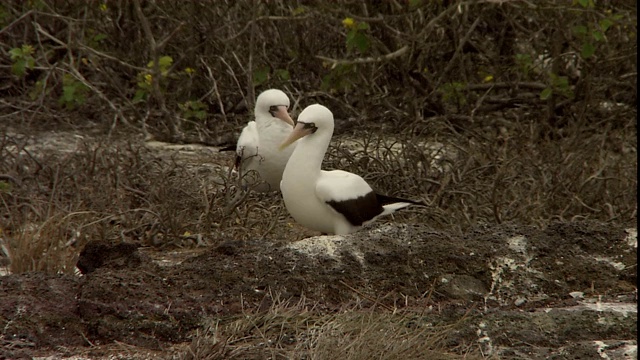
[223, 89, 297, 192]
[279, 104, 425, 235]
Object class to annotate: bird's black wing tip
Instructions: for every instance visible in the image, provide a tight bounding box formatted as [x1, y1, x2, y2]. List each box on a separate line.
[326, 192, 385, 227]
[219, 144, 237, 152]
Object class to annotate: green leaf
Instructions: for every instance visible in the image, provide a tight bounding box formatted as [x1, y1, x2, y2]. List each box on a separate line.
[133, 89, 147, 103]
[21, 44, 34, 55]
[592, 30, 604, 41]
[356, 22, 370, 31]
[553, 75, 570, 91]
[10, 45, 36, 76]
[515, 53, 531, 64]
[9, 47, 22, 60]
[320, 74, 332, 91]
[540, 87, 553, 100]
[28, 80, 46, 100]
[253, 66, 270, 86]
[291, 6, 306, 15]
[581, 42, 595, 58]
[439, 82, 467, 106]
[59, 76, 88, 109]
[577, 0, 592, 8]
[93, 33, 108, 42]
[0, 5, 11, 27]
[62, 86, 75, 101]
[147, 56, 173, 70]
[599, 18, 614, 33]
[180, 100, 208, 121]
[11, 59, 26, 76]
[275, 69, 290, 81]
[408, 0, 422, 8]
[321, 64, 355, 92]
[346, 30, 357, 51]
[572, 25, 588, 36]
[0, 180, 12, 194]
[158, 56, 173, 69]
[352, 32, 370, 53]
[29, 0, 46, 11]
[59, 88, 76, 109]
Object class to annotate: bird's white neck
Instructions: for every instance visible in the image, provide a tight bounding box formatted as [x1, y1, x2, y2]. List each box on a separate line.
[255, 114, 272, 127]
[284, 128, 332, 181]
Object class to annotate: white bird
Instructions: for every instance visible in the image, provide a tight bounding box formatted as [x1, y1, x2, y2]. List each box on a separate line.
[226, 89, 296, 192]
[279, 104, 424, 235]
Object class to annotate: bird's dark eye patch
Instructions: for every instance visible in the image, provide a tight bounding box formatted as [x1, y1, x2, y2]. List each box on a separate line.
[301, 122, 318, 134]
[268, 105, 278, 117]
[269, 105, 288, 118]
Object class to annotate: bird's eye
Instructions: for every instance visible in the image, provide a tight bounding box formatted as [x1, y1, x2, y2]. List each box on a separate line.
[303, 122, 318, 133]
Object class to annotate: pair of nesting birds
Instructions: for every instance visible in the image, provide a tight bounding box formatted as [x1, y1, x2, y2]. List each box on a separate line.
[228, 89, 423, 235]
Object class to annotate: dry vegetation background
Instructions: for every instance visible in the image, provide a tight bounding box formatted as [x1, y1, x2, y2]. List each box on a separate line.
[0, 1, 637, 272]
[0, 1, 637, 358]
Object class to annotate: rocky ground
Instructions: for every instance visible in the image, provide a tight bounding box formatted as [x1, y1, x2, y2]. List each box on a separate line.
[1, 207, 637, 359]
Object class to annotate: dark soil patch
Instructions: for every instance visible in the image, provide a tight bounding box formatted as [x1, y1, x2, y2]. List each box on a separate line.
[0, 221, 636, 359]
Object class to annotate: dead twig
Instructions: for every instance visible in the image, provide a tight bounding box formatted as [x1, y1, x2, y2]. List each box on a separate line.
[199, 57, 227, 123]
[316, 45, 409, 68]
[339, 280, 396, 312]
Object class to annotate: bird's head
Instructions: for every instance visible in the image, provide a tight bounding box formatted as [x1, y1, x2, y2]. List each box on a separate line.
[255, 89, 294, 126]
[279, 104, 333, 150]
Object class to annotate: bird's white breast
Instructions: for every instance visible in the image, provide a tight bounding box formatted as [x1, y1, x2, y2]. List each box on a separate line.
[238, 116, 296, 191]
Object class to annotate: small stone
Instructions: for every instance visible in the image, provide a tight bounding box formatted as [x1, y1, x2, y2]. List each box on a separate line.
[438, 274, 488, 301]
[514, 297, 527, 306]
[569, 291, 584, 299]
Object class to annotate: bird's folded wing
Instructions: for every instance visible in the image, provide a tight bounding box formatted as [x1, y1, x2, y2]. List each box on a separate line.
[316, 170, 383, 226]
[236, 122, 259, 158]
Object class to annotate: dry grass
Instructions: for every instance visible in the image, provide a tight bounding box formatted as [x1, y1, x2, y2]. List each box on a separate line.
[1, 106, 636, 273]
[325, 112, 637, 232]
[0, 133, 299, 273]
[179, 296, 488, 360]
[1, 1, 635, 251]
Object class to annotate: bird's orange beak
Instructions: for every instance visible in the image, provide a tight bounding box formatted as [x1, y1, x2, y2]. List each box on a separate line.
[273, 105, 295, 127]
[279, 122, 313, 150]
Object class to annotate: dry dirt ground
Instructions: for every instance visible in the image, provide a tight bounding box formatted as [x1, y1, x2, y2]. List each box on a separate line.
[0, 132, 637, 359]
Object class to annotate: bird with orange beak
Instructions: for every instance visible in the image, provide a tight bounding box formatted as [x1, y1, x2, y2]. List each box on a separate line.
[229, 89, 296, 192]
[279, 104, 424, 234]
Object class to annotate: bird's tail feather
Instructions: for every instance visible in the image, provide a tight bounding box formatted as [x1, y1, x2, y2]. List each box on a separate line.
[380, 202, 414, 216]
[219, 144, 237, 152]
